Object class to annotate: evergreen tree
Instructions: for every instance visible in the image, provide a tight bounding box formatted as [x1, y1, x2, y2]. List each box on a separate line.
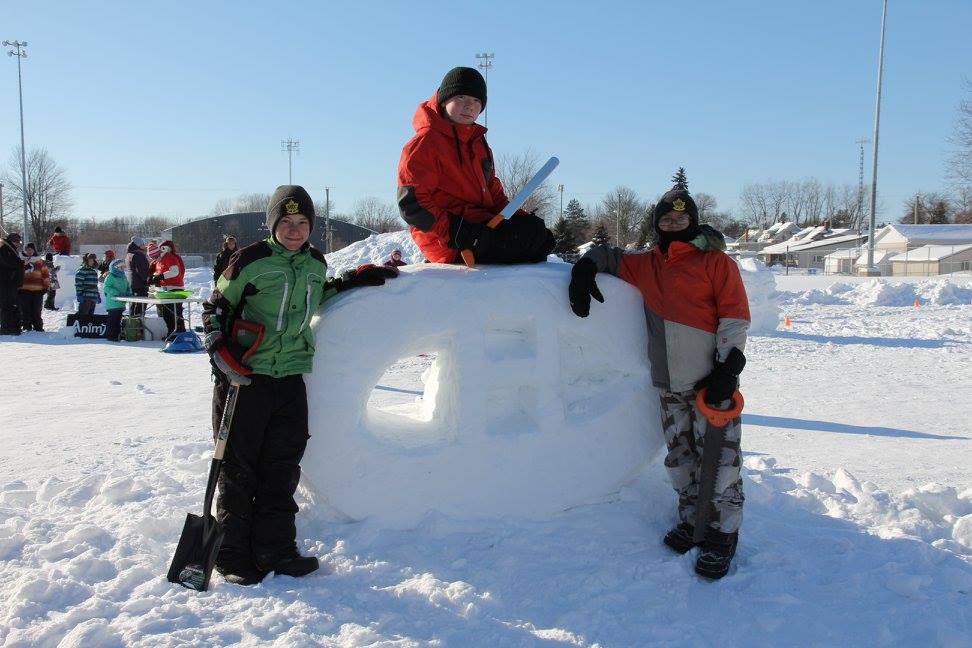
[563, 199, 590, 242]
[591, 222, 611, 246]
[671, 167, 688, 191]
[552, 216, 578, 260]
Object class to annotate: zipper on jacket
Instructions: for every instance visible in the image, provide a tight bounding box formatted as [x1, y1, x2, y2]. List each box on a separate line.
[276, 280, 290, 331]
[297, 285, 312, 333]
[451, 126, 463, 167]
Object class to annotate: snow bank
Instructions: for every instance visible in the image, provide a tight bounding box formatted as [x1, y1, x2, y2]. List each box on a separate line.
[303, 263, 660, 526]
[736, 256, 779, 333]
[782, 277, 972, 307]
[324, 231, 423, 277]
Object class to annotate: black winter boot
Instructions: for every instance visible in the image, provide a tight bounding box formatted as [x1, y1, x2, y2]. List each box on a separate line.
[216, 549, 268, 586]
[695, 529, 738, 580]
[256, 548, 319, 578]
[663, 522, 701, 554]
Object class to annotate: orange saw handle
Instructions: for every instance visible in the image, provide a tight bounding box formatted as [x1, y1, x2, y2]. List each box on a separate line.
[695, 389, 744, 427]
[460, 215, 506, 268]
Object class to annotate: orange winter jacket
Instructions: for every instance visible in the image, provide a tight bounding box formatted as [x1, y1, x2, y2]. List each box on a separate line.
[21, 258, 51, 292]
[584, 235, 750, 392]
[397, 94, 522, 263]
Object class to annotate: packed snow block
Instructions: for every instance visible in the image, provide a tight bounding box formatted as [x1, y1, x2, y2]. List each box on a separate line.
[736, 256, 779, 333]
[303, 263, 661, 526]
[53, 254, 80, 310]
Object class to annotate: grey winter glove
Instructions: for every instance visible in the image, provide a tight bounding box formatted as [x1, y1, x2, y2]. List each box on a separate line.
[204, 331, 252, 386]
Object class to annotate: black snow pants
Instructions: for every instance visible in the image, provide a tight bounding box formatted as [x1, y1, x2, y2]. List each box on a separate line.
[0, 284, 22, 334]
[158, 302, 185, 337]
[19, 290, 44, 331]
[212, 373, 310, 569]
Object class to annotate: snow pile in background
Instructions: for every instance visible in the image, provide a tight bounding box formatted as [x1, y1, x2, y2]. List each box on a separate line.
[736, 256, 779, 333]
[745, 458, 972, 560]
[303, 263, 660, 526]
[783, 277, 972, 307]
[324, 231, 423, 277]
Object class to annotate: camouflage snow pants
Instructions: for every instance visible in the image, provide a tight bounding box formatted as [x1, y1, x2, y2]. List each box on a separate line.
[658, 389, 744, 534]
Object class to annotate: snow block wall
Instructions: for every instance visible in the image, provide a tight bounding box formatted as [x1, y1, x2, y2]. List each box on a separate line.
[736, 256, 779, 333]
[302, 264, 661, 527]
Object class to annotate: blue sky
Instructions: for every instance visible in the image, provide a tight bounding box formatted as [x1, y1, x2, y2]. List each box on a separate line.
[1, 0, 969, 224]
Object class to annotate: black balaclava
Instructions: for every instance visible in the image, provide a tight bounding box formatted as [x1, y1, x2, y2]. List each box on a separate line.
[653, 189, 700, 251]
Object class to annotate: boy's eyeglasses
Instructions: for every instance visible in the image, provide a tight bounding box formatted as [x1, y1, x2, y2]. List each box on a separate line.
[659, 214, 690, 224]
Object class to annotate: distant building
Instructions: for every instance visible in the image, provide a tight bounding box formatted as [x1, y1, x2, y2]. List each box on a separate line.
[160, 212, 377, 258]
[887, 244, 972, 276]
[758, 226, 866, 270]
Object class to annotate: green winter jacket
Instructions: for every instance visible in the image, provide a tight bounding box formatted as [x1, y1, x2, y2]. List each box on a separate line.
[204, 237, 337, 377]
[102, 267, 131, 310]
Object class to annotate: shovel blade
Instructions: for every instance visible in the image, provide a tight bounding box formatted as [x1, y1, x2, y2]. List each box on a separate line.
[167, 512, 224, 591]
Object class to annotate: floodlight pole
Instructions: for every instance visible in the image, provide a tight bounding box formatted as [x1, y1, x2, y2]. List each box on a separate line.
[4, 40, 29, 243]
[863, 0, 888, 276]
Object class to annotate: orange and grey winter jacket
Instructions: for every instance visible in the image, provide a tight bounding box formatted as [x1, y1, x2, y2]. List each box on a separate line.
[20, 258, 51, 292]
[397, 93, 524, 263]
[582, 231, 750, 392]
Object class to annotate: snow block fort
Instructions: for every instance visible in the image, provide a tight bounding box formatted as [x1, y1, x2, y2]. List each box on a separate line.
[301, 255, 779, 527]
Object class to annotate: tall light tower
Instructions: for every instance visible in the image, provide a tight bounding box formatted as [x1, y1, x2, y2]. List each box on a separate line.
[281, 138, 300, 184]
[4, 40, 29, 242]
[855, 137, 870, 232]
[475, 52, 494, 127]
[863, 0, 888, 276]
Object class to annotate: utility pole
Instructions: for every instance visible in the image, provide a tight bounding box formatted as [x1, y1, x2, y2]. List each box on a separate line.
[475, 52, 494, 127]
[323, 186, 332, 253]
[913, 192, 920, 225]
[4, 40, 29, 243]
[0, 182, 4, 232]
[855, 137, 869, 232]
[281, 138, 300, 184]
[558, 184, 564, 221]
[863, 0, 888, 276]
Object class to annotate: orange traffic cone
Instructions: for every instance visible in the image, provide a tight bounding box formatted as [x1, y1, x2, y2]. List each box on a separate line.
[913, 298, 921, 309]
[783, 314, 792, 329]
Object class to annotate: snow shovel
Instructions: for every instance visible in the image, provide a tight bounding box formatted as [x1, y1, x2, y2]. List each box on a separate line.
[167, 320, 265, 591]
[460, 156, 560, 267]
[692, 388, 744, 544]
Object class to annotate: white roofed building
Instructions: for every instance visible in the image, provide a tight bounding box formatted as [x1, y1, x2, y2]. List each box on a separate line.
[887, 244, 972, 276]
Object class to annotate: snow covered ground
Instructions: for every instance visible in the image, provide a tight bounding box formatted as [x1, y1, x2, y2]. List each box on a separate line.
[0, 258, 970, 646]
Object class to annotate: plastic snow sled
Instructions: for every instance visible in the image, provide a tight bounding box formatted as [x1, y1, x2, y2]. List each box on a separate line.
[152, 288, 193, 299]
[162, 330, 205, 353]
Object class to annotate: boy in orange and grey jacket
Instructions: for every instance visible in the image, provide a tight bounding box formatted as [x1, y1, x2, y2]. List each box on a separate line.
[568, 187, 750, 580]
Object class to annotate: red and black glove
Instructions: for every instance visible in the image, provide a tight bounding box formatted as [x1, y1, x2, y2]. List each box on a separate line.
[336, 264, 399, 292]
[204, 331, 252, 385]
[694, 348, 746, 407]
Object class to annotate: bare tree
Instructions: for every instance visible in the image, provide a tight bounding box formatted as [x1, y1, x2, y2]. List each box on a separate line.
[694, 192, 718, 222]
[496, 150, 556, 222]
[598, 186, 644, 248]
[946, 80, 972, 190]
[351, 197, 402, 233]
[208, 192, 272, 217]
[1, 146, 73, 245]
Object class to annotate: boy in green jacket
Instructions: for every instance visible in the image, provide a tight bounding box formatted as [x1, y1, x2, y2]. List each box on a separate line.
[202, 185, 398, 585]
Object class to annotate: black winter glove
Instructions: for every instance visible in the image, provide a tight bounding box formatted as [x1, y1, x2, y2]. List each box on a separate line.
[694, 347, 746, 407]
[337, 264, 399, 292]
[150, 273, 164, 286]
[568, 257, 605, 317]
[448, 214, 495, 257]
[500, 213, 555, 262]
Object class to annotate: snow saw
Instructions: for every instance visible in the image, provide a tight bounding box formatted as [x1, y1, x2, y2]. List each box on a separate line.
[460, 156, 559, 267]
[167, 319, 265, 591]
[692, 388, 744, 544]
